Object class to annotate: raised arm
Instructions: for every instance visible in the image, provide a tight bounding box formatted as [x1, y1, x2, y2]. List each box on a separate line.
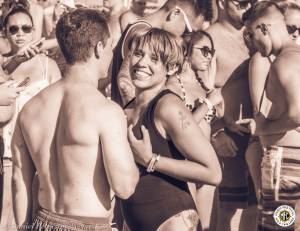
[11, 117, 35, 228]
[100, 102, 139, 199]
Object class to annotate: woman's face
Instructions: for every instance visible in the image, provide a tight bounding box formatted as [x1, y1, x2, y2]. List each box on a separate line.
[130, 44, 167, 90]
[6, 12, 33, 50]
[189, 36, 214, 72]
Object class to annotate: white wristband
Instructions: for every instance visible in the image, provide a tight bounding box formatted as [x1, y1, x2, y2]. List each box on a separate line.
[203, 98, 214, 110]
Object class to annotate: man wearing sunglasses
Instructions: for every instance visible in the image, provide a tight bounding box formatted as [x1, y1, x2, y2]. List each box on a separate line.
[205, 0, 259, 231]
[241, 2, 300, 230]
[284, 2, 300, 45]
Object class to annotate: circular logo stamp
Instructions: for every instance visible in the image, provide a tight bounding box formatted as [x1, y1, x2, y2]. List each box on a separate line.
[273, 205, 295, 227]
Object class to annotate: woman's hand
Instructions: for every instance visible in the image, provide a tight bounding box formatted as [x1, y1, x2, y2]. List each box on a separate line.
[16, 38, 45, 59]
[128, 124, 153, 167]
[207, 88, 223, 106]
[0, 80, 25, 105]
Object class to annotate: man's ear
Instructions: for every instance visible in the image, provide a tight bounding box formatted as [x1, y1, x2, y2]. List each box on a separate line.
[167, 64, 180, 76]
[94, 41, 103, 59]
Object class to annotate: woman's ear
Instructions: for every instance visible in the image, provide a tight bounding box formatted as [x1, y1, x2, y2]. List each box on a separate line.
[167, 64, 180, 76]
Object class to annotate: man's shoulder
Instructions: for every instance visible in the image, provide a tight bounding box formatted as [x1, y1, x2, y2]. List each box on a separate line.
[272, 49, 300, 80]
[274, 48, 300, 70]
[96, 98, 125, 119]
[205, 23, 222, 38]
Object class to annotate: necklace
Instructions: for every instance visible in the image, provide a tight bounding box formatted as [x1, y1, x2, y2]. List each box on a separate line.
[176, 74, 193, 110]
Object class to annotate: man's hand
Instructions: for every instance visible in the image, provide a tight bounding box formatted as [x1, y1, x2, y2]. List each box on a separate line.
[53, 3, 69, 23]
[225, 116, 250, 136]
[128, 124, 153, 166]
[236, 112, 266, 135]
[0, 80, 24, 105]
[211, 131, 238, 157]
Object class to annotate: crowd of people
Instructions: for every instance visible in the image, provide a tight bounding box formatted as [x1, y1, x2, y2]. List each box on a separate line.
[0, 0, 300, 230]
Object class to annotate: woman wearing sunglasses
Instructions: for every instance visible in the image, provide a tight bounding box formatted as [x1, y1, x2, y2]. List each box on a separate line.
[166, 30, 223, 231]
[0, 5, 61, 228]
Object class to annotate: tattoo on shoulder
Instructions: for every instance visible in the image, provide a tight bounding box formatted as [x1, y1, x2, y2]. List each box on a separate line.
[178, 111, 190, 130]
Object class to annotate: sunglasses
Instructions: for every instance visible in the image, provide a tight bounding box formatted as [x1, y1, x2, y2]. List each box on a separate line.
[231, 0, 251, 10]
[8, 25, 33, 35]
[256, 23, 271, 35]
[193, 46, 215, 57]
[175, 6, 193, 34]
[286, 25, 300, 35]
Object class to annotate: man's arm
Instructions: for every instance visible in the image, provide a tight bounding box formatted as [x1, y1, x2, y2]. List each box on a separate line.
[255, 59, 300, 135]
[100, 102, 139, 199]
[30, 2, 44, 40]
[248, 52, 270, 114]
[11, 117, 35, 227]
[148, 95, 221, 185]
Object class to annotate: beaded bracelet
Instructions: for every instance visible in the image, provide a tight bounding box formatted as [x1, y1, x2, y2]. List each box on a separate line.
[146, 154, 160, 173]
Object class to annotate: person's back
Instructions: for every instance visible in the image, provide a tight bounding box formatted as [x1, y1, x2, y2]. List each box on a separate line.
[20, 78, 116, 216]
[12, 9, 138, 230]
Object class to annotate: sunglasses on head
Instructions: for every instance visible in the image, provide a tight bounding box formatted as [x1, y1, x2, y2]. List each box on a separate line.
[231, 0, 251, 10]
[8, 25, 33, 35]
[256, 23, 270, 35]
[286, 25, 300, 35]
[175, 6, 193, 34]
[193, 46, 215, 57]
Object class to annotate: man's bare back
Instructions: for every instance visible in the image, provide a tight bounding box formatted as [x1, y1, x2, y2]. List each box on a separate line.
[11, 9, 138, 229]
[19, 79, 116, 217]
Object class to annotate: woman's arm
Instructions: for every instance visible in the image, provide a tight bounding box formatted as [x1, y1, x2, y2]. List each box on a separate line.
[129, 94, 221, 186]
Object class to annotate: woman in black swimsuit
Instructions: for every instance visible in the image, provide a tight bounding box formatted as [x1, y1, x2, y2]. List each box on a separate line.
[121, 28, 221, 231]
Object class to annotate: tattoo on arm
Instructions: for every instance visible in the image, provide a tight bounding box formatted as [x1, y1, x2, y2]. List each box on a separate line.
[178, 111, 190, 130]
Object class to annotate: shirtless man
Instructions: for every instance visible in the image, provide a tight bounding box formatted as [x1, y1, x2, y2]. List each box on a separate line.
[111, 0, 205, 106]
[205, 1, 258, 231]
[241, 2, 300, 230]
[11, 8, 139, 230]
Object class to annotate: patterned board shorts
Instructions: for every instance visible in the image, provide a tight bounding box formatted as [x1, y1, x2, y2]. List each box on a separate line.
[31, 207, 112, 231]
[259, 146, 300, 231]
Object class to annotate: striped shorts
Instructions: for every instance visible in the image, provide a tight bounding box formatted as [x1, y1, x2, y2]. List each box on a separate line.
[259, 146, 300, 231]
